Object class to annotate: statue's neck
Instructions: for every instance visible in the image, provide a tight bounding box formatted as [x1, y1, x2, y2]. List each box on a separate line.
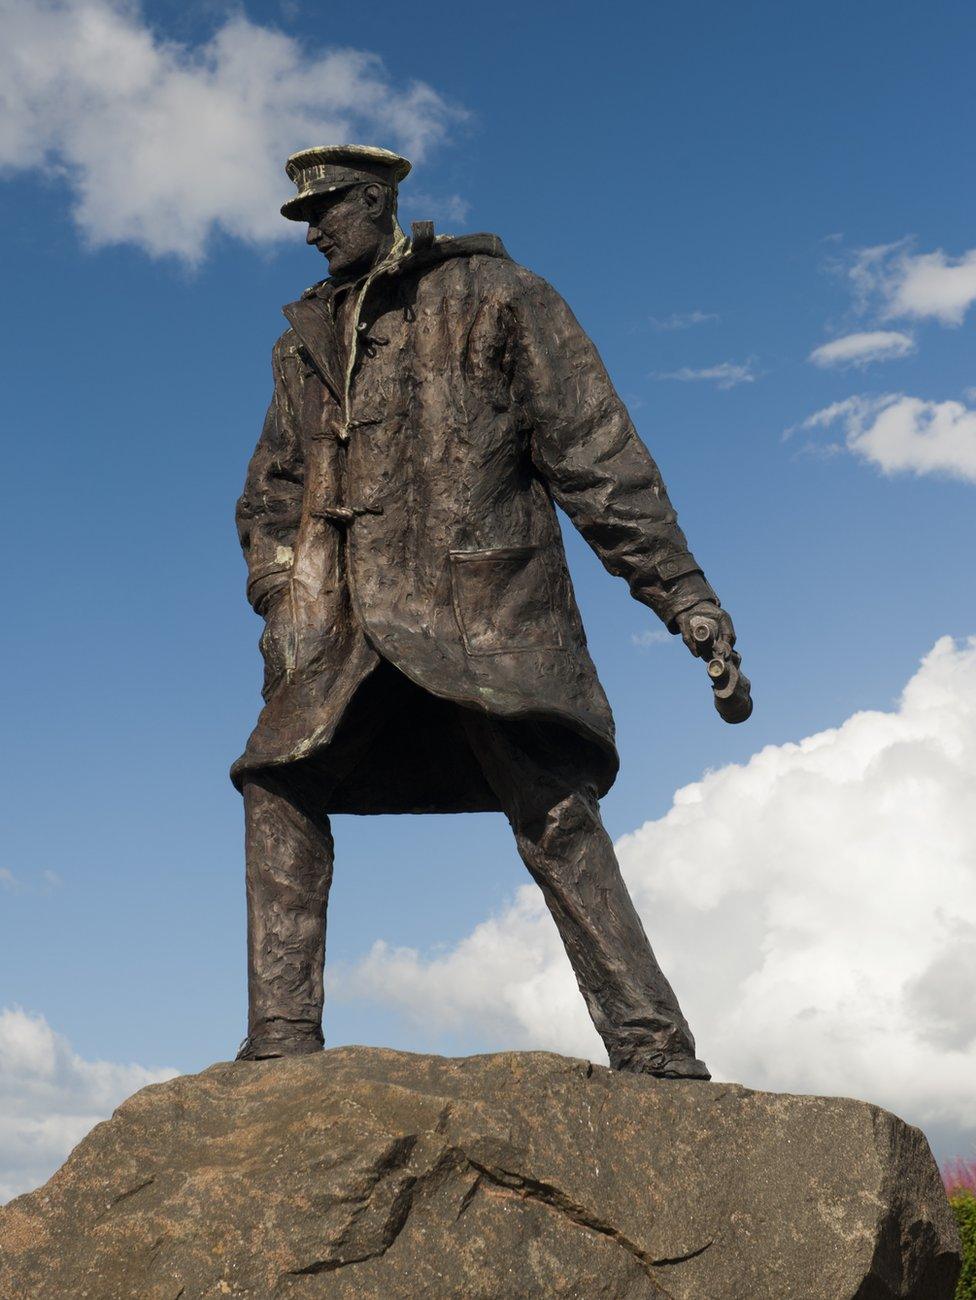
[333, 232, 397, 286]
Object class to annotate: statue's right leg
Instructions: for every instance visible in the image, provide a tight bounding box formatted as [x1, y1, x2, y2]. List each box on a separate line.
[237, 773, 334, 1061]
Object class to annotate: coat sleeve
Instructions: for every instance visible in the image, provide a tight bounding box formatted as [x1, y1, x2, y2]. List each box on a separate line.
[235, 336, 305, 615]
[508, 269, 719, 629]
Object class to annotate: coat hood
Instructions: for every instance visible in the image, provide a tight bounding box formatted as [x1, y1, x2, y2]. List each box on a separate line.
[297, 231, 511, 303]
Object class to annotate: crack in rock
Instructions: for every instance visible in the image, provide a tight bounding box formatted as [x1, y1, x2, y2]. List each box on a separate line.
[470, 1158, 711, 1283]
[279, 1139, 464, 1283]
[279, 1129, 711, 1292]
[455, 1171, 482, 1221]
[284, 1173, 418, 1276]
[94, 1174, 156, 1222]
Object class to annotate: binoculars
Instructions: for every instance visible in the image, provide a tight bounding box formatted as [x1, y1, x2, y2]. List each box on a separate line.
[689, 616, 753, 725]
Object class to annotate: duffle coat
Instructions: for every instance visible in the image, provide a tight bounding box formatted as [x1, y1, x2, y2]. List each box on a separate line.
[231, 233, 717, 811]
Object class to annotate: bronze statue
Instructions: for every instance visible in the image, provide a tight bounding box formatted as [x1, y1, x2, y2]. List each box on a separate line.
[232, 145, 750, 1077]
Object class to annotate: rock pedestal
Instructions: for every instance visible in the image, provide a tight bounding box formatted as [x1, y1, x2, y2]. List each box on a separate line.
[0, 1047, 960, 1298]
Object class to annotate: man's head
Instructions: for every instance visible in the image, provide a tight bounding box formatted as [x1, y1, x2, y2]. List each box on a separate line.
[303, 183, 396, 280]
[280, 144, 411, 280]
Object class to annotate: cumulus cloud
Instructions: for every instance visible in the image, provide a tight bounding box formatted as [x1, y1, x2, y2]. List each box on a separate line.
[654, 361, 756, 388]
[797, 392, 976, 484]
[849, 241, 976, 327]
[0, 0, 463, 261]
[808, 330, 915, 369]
[336, 638, 976, 1151]
[0, 1008, 176, 1202]
[649, 310, 720, 331]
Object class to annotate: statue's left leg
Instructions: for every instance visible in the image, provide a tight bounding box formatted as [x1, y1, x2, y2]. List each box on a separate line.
[460, 713, 710, 1079]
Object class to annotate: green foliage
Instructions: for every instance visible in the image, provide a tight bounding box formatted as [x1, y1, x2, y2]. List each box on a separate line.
[952, 1192, 976, 1300]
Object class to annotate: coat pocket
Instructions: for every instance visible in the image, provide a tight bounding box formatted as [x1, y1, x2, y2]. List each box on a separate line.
[450, 545, 564, 656]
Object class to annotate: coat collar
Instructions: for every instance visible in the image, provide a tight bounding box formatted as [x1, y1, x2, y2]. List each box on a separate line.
[281, 232, 512, 402]
[287, 231, 511, 311]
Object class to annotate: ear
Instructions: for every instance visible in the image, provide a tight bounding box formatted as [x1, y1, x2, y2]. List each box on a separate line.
[361, 183, 390, 219]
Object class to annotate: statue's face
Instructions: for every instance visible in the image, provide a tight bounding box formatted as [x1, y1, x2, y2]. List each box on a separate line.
[305, 185, 389, 279]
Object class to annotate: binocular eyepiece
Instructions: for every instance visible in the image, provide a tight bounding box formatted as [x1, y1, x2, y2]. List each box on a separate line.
[690, 617, 753, 725]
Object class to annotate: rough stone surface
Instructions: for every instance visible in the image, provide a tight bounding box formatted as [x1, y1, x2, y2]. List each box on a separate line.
[0, 1048, 960, 1299]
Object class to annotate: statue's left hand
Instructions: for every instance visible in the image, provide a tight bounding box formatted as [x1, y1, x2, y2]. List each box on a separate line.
[674, 602, 736, 657]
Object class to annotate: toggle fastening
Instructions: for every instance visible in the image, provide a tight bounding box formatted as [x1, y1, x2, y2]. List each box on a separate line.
[311, 503, 384, 524]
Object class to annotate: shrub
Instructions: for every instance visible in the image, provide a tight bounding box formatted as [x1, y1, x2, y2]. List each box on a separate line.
[944, 1162, 976, 1300]
[950, 1191, 976, 1300]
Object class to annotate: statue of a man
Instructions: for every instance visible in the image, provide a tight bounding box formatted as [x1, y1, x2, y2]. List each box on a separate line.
[232, 144, 745, 1078]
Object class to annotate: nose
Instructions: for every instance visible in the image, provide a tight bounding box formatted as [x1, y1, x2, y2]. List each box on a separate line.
[306, 224, 320, 245]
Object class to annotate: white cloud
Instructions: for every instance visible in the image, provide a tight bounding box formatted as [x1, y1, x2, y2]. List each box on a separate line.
[849, 242, 976, 326]
[0, 0, 463, 261]
[631, 628, 670, 648]
[649, 310, 720, 331]
[0, 1008, 176, 1202]
[654, 361, 756, 388]
[808, 330, 915, 369]
[336, 638, 976, 1152]
[798, 392, 976, 484]
[0, 868, 62, 895]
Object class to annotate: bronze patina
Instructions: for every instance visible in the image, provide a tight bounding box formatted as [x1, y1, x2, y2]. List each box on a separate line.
[233, 144, 751, 1077]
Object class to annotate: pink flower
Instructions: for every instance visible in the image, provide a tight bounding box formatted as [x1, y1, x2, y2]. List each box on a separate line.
[943, 1157, 976, 1197]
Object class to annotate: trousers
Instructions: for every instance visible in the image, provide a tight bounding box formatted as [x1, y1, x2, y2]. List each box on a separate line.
[240, 664, 707, 1076]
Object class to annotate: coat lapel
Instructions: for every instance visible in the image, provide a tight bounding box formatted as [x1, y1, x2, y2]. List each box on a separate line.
[282, 297, 344, 406]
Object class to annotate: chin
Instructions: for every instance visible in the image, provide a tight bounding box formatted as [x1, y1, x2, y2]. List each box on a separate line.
[325, 249, 356, 274]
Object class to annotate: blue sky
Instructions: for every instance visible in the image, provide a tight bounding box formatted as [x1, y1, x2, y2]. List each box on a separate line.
[1, 0, 974, 1197]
